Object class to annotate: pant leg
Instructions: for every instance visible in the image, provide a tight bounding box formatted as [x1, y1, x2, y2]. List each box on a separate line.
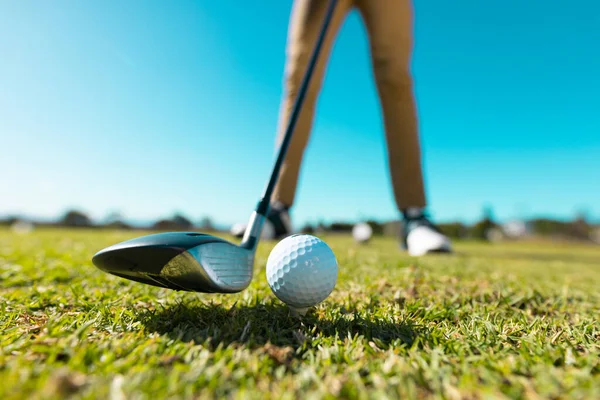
[356, 0, 427, 210]
[272, 0, 352, 207]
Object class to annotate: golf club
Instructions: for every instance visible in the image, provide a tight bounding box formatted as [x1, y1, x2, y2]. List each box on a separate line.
[91, 0, 339, 293]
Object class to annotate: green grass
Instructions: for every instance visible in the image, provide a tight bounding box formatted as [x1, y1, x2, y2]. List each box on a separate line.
[1, 228, 599, 399]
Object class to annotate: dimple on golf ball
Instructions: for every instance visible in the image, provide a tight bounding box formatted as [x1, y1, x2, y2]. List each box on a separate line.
[266, 234, 338, 310]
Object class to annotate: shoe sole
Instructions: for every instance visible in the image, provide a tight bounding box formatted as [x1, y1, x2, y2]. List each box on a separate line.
[408, 246, 453, 257]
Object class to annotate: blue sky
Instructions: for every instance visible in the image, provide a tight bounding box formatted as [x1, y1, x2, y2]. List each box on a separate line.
[1, 0, 599, 227]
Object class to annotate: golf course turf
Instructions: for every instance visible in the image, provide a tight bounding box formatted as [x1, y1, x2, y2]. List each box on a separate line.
[1, 228, 599, 399]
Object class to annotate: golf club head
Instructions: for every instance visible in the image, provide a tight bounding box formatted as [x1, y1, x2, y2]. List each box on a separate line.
[91, 232, 254, 293]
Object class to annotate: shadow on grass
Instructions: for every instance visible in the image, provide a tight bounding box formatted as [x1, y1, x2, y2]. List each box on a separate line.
[136, 301, 430, 352]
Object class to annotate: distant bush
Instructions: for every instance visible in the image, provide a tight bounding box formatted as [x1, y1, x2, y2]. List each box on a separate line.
[152, 213, 193, 231]
[61, 210, 92, 227]
[528, 216, 592, 241]
[300, 224, 315, 234]
[329, 222, 353, 232]
[198, 216, 215, 231]
[103, 220, 132, 230]
[0, 217, 18, 226]
[438, 222, 469, 239]
[364, 220, 384, 235]
[469, 219, 498, 240]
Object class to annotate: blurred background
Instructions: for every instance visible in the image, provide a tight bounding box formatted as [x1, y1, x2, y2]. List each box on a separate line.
[1, 0, 598, 243]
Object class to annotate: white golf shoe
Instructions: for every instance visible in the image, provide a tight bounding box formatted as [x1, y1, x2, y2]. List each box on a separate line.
[402, 211, 452, 256]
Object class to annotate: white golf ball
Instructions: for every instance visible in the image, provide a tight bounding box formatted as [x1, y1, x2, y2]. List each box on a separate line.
[352, 222, 372, 243]
[230, 221, 276, 240]
[230, 223, 246, 238]
[266, 234, 338, 311]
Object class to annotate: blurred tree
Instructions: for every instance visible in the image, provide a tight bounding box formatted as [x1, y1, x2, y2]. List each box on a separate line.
[365, 220, 384, 235]
[470, 205, 498, 240]
[102, 210, 130, 229]
[152, 219, 172, 230]
[61, 210, 92, 227]
[103, 210, 123, 223]
[566, 212, 591, 240]
[591, 226, 600, 244]
[172, 214, 193, 229]
[438, 222, 468, 239]
[315, 220, 327, 234]
[152, 213, 193, 231]
[529, 218, 566, 236]
[105, 220, 131, 229]
[329, 222, 353, 232]
[300, 224, 315, 234]
[198, 216, 215, 231]
[0, 216, 18, 226]
[383, 220, 401, 237]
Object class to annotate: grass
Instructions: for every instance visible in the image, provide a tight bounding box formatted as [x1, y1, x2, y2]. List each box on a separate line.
[1, 228, 599, 399]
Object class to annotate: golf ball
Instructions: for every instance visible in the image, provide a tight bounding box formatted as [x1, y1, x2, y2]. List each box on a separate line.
[352, 222, 372, 243]
[266, 234, 338, 310]
[230, 223, 246, 238]
[230, 221, 275, 240]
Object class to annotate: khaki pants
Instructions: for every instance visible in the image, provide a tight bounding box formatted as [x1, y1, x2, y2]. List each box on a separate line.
[273, 0, 427, 211]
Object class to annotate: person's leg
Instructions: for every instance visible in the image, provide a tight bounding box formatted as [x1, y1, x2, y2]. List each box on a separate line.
[355, 0, 424, 210]
[232, 0, 352, 240]
[272, 0, 352, 209]
[356, 0, 451, 255]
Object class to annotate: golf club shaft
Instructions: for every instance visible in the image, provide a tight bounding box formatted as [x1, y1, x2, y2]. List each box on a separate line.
[241, 0, 338, 249]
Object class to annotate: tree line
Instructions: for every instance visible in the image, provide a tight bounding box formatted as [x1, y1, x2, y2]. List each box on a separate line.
[1, 208, 599, 244]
